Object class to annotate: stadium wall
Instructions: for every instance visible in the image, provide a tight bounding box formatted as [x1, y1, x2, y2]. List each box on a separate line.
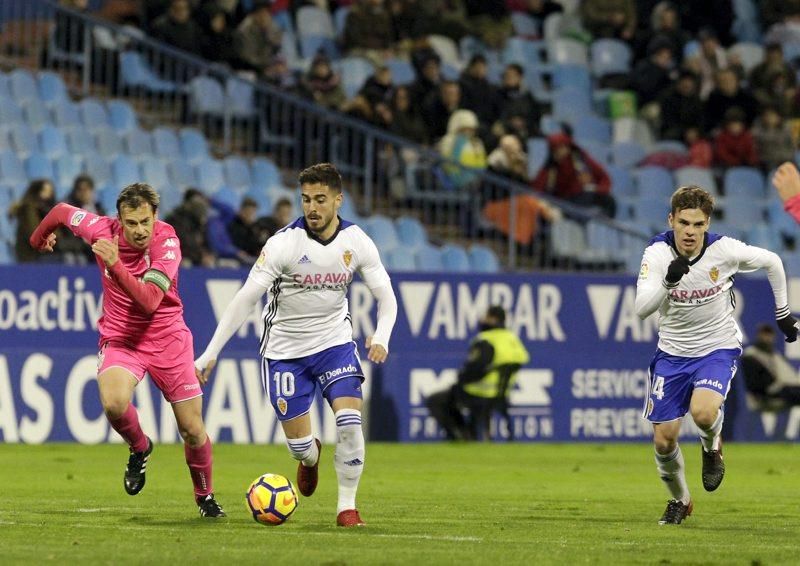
[1, 266, 799, 444]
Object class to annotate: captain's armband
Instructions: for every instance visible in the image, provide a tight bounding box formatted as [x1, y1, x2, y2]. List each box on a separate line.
[142, 269, 171, 292]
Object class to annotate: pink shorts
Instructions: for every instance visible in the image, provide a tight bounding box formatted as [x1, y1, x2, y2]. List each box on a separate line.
[97, 330, 202, 403]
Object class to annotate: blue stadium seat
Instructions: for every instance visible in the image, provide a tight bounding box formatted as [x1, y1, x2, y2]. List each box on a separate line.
[212, 186, 241, 210]
[590, 39, 633, 78]
[9, 69, 40, 103]
[195, 159, 226, 193]
[745, 223, 781, 250]
[611, 141, 646, 169]
[441, 244, 471, 272]
[25, 153, 54, 180]
[469, 245, 500, 273]
[159, 186, 182, 215]
[632, 166, 674, 201]
[527, 137, 548, 177]
[189, 77, 225, 116]
[573, 114, 612, 144]
[503, 37, 546, 69]
[385, 247, 416, 271]
[363, 215, 399, 250]
[721, 198, 764, 229]
[98, 186, 119, 213]
[710, 221, 744, 241]
[93, 128, 124, 159]
[606, 165, 635, 198]
[724, 167, 765, 200]
[251, 157, 281, 188]
[579, 139, 610, 164]
[168, 159, 197, 189]
[65, 127, 95, 154]
[226, 77, 258, 119]
[224, 156, 253, 190]
[333, 6, 350, 38]
[674, 166, 719, 196]
[83, 154, 112, 186]
[337, 57, 374, 100]
[118, 51, 177, 93]
[539, 115, 564, 136]
[107, 100, 138, 133]
[631, 198, 671, 231]
[54, 154, 82, 189]
[0, 150, 26, 186]
[281, 30, 301, 70]
[511, 12, 539, 37]
[0, 95, 24, 124]
[39, 125, 68, 158]
[296, 6, 335, 38]
[79, 98, 110, 131]
[782, 252, 800, 277]
[415, 245, 444, 272]
[124, 128, 154, 157]
[153, 128, 181, 156]
[112, 155, 139, 187]
[384, 59, 415, 85]
[551, 64, 592, 92]
[244, 187, 272, 216]
[551, 87, 592, 119]
[339, 193, 361, 222]
[179, 128, 210, 164]
[51, 100, 81, 128]
[0, 73, 10, 99]
[548, 38, 589, 65]
[0, 241, 12, 265]
[395, 216, 428, 248]
[10, 124, 40, 156]
[299, 35, 340, 59]
[650, 140, 688, 154]
[140, 159, 170, 189]
[21, 99, 51, 131]
[38, 71, 69, 108]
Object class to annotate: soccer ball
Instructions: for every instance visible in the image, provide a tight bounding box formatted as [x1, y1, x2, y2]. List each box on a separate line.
[246, 473, 298, 525]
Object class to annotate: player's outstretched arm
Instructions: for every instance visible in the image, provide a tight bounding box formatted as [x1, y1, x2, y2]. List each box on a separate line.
[195, 276, 267, 384]
[28, 202, 75, 252]
[365, 283, 397, 363]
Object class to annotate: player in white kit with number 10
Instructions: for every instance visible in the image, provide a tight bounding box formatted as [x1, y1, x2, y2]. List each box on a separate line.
[635, 185, 799, 525]
[194, 163, 398, 527]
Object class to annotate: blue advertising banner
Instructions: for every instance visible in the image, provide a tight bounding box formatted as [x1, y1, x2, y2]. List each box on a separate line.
[1, 265, 799, 444]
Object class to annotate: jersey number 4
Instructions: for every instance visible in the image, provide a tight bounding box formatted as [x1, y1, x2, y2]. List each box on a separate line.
[651, 376, 665, 400]
[273, 371, 296, 397]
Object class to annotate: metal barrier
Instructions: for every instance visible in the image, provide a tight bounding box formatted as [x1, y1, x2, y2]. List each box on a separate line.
[0, 0, 649, 271]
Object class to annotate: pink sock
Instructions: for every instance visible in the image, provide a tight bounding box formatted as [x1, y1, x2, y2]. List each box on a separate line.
[108, 404, 148, 453]
[185, 437, 213, 501]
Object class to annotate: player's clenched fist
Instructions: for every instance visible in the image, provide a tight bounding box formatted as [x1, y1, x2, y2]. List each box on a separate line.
[664, 255, 690, 286]
[773, 162, 800, 203]
[365, 336, 388, 363]
[777, 314, 800, 343]
[91, 235, 120, 267]
[194, 356, 216, 385]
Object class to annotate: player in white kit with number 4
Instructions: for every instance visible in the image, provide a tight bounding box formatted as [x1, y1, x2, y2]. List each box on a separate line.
[635, 185, 799, 525]
[194, 163, 398, 527]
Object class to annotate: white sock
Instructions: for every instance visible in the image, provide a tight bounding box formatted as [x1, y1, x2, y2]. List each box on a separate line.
[286, 434, 319, 467]
[698, 410, 723, 452]
[334, 409, 364, 514]
[655, 446, 690, 504]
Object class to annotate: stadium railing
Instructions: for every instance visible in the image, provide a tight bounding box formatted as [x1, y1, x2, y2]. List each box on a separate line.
[0, 0, 649, 271]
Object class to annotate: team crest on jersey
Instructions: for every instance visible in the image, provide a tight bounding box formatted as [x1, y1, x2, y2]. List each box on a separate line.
[709, 266, 719, 283]
[639, 261, 649, 279]
[343, 250, 353, 267]
[276, 397, 288, 415]
[70, 211, 86, 226]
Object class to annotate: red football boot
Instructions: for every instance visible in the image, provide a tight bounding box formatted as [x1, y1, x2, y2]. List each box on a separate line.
[297, 438, 321, 497]
[337, 509, 366, 527]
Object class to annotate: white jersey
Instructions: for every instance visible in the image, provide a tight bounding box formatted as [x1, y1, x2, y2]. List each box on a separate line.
[635, 231, 788, 358]
[248, 217, 391, 359]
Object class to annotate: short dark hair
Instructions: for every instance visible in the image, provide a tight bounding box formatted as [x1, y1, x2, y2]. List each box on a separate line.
[241, 196, 258, 209]
[486, 305, 506, 327]
[670, 185, 714, 216]
[505, 63, 524, 76]
[117, 182, 159, 215]
[298, 163, 342, 193]
[275, 197, 293, 209]
[72, 174, 94, 192]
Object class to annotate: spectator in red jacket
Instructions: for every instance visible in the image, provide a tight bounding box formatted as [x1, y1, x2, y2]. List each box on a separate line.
[714, 108, 759, 168]
[531, 132, 616, 217]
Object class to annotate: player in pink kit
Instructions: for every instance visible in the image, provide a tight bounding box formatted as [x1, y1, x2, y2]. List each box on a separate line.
[29, 183, 225, 518]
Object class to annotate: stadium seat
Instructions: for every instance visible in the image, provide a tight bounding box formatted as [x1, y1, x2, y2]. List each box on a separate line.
[502, 37, 546, 69]
[632, 166, 674, 201]
[9, 69, 40, 103]
[385, 247, 416, 271]
[107, 100, 138, 133]
[551, 64, 592, 93]
[39, 125, 68, 158]
[548, 38, 588, 65]
[296, 6, 335, 38]
[745, 223, 781, 250]
[83, 154, 113, 186]
[65, 127, 95, 155]
[468, 245, 500, 273]
[93, 128, 124, 159]
[21, 99, 50, 132]
[153, 127, 181, 157]
[38, 71, 69, 108]
[674, 166, 719, 196]
[710, 221, 744, 240]
[539, 115, 563, 136]
[159, 186, 183, 215]
[611, 141, 646, 169]
[720, 197, 765, 230]
[140, 159, 170, 189]
[650, 140, 688, 154]
[543, 12, 563, 41]
[415, 245, 444, 272]
[607, 165, 635, 199]
[384, 59, 416, 85]
[727, 42, 764, 74]
[337, 57, 374, 99]
[441, 244, 471, 272]
[300, 35, 340, 59]
[0, 72, 10, 100]
[112, 155, 139, 187]
[195, 159, 226, 193]
[244, 187, 272, 216]
[0, 150, 26, 188]
[212, 186, 241, 210]
[98, 186, 119, 213]
[226, 77, 257, 118]
[54, 154, 82, 189]
[168, 159, 197, 189]
[395, 216, 428, 248]
[631, 198, 671, 231]
[0, 95, 24, 124]
[511, 12, 539, 37]
[189, 76, 226, 116]
[590, 39, 632, 78]
[124, 128, 154, 157]
[251, 157, 281, 188]
[573, 115, 612, 144]
[224, 156, 253, 190]
[281, 30, 301, 70]
[118, 51, 178, 93]
[9, 124, 40, 156]
[428, 35, 462, 70]
[527, 137, 548, 177]
[79, 98, 110, 131]
[579, 139, 610, 164]
[363, 215, 399, 250]
[179, 128, 210, 164]
[551, 87, 592, 119]
[724, 167, 765, 200]
[52, 100, 82, 128]
[612, 117, 654, 148]
[25, 153, 55, 180]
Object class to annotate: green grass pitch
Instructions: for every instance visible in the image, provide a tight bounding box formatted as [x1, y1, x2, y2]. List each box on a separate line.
[2, 443, 799, 565]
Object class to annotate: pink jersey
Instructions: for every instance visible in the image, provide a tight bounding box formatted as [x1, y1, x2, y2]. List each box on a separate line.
[66, 208, 188, 346]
